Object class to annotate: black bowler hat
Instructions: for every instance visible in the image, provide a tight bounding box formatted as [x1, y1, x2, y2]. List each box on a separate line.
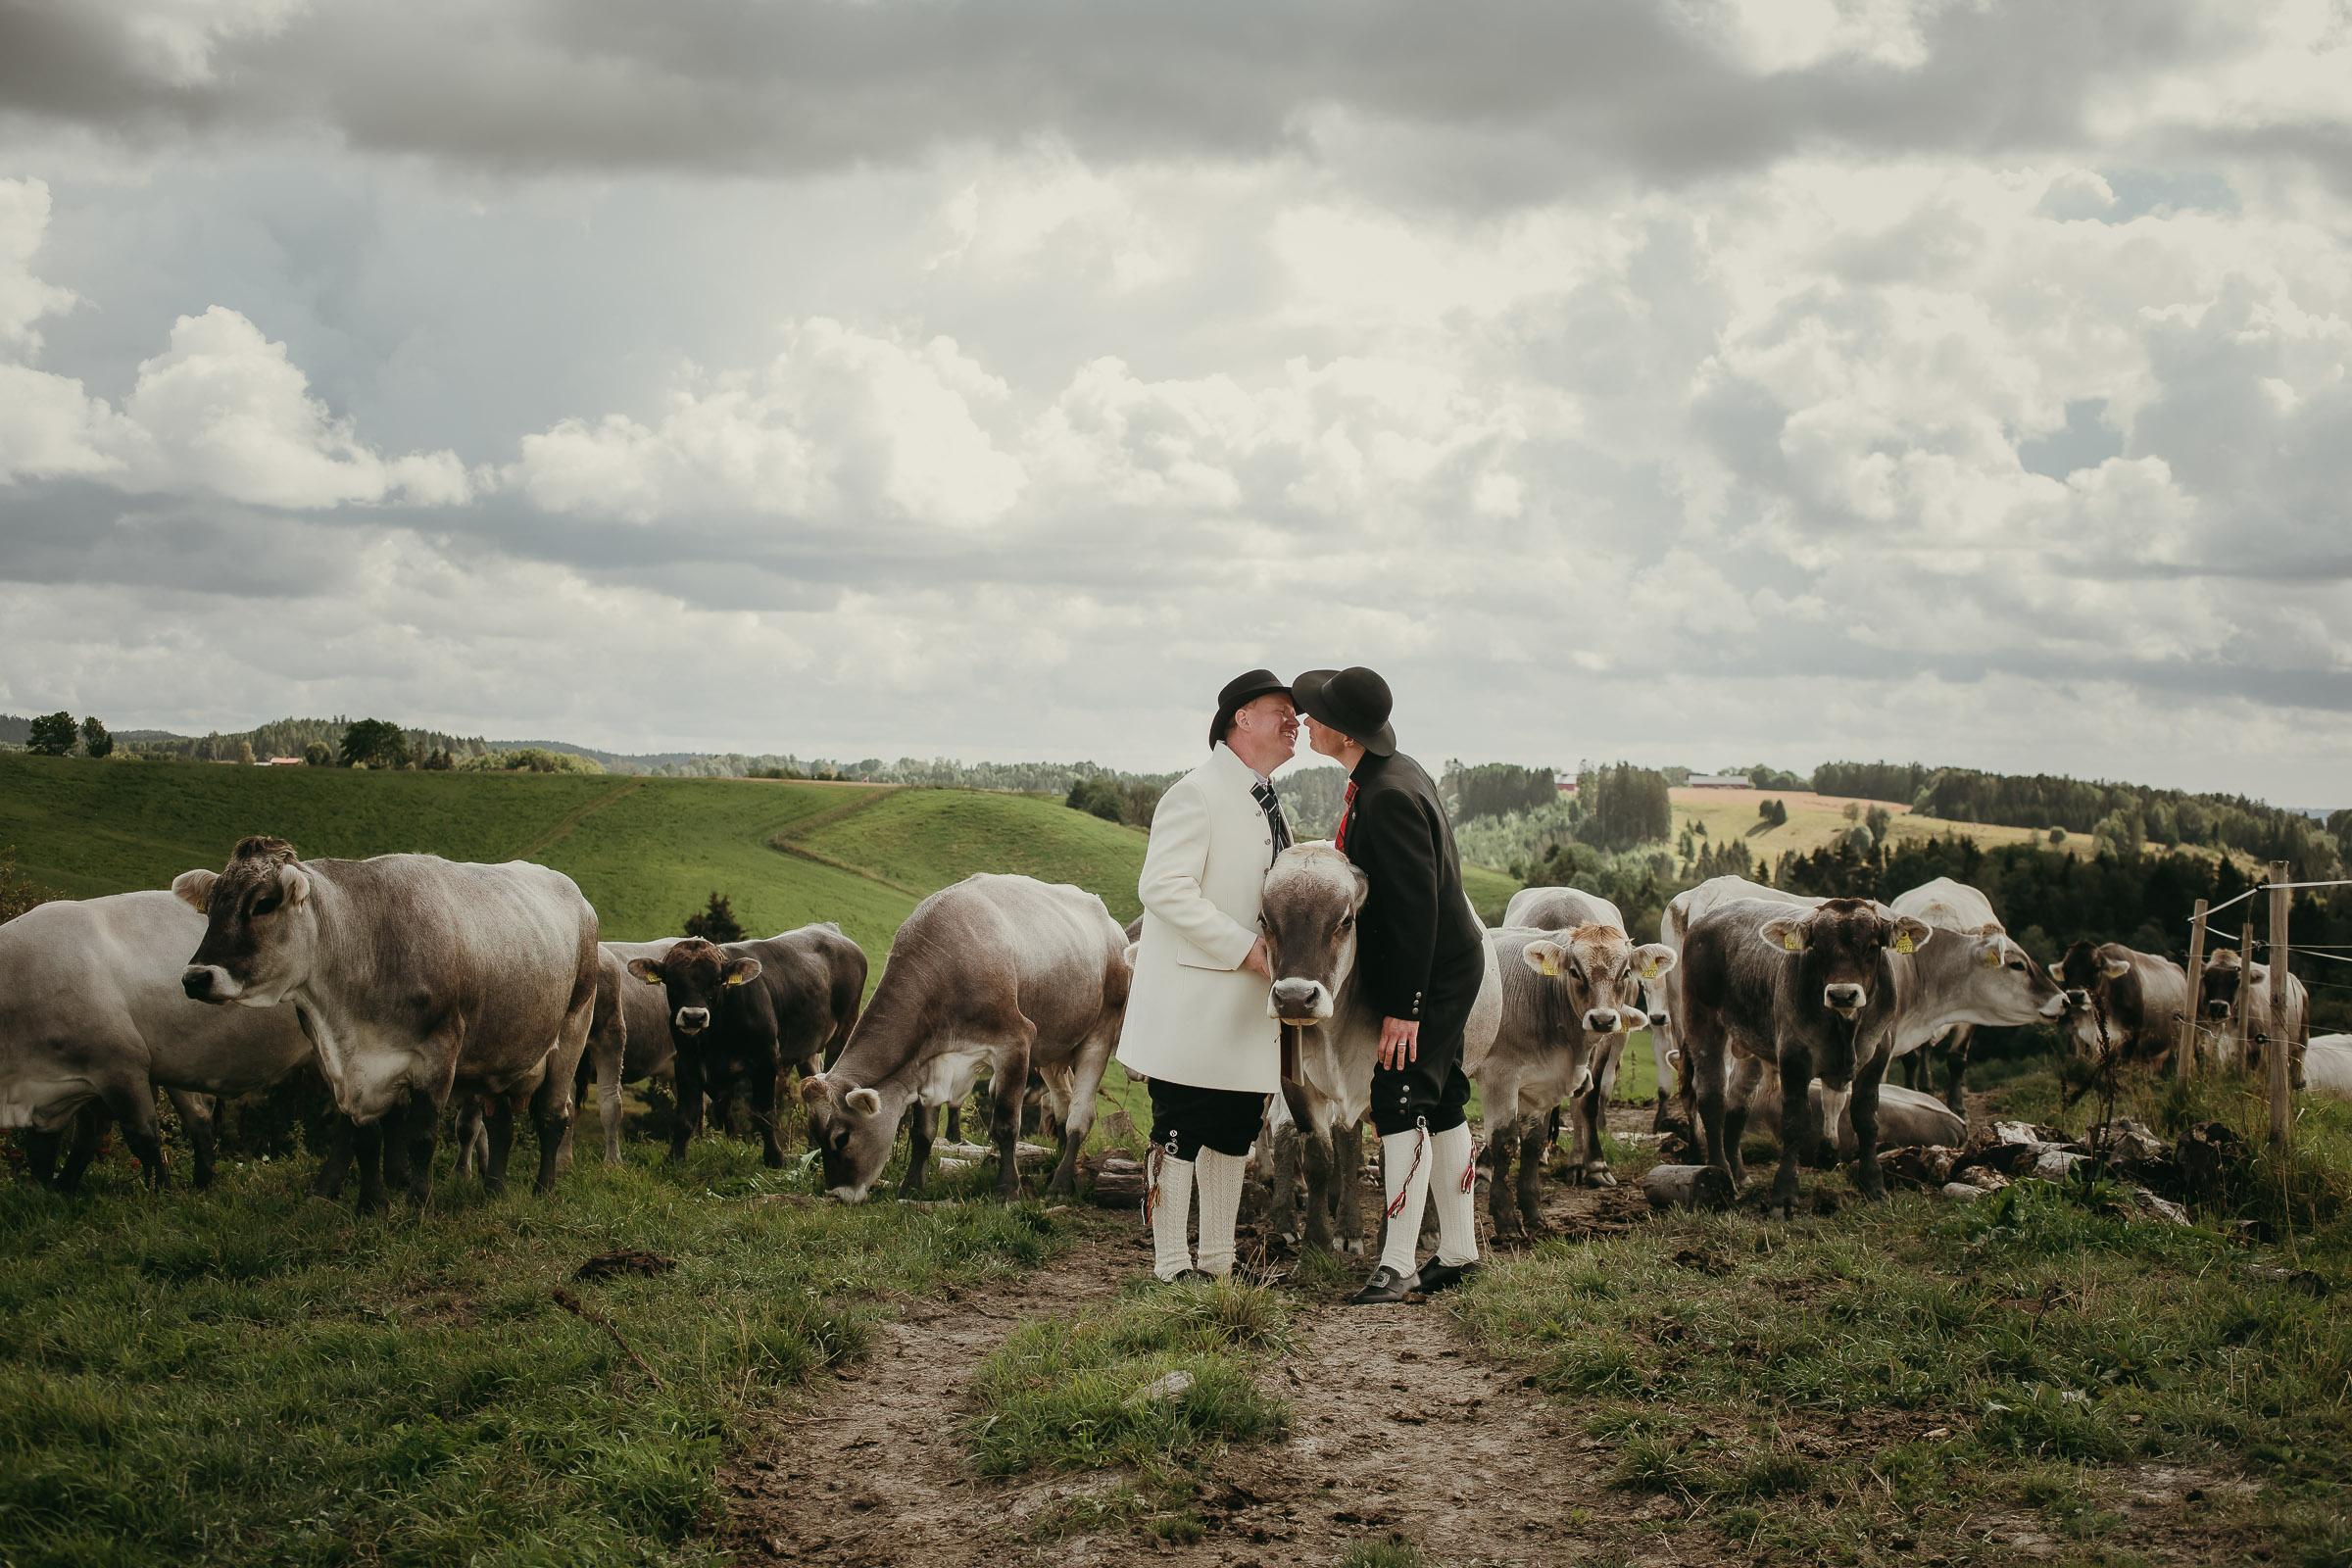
[1291, 666, 1396, 757]
[1209, 668, 1293, 750]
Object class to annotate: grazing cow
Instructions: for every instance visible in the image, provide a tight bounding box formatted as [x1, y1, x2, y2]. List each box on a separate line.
[1887, 877, 2021, 1114]
[2305, 1035, 2352, 1100]
[1, 891, 312, 1191]
[575, 939, 680, 1164]
[800, 875, 1128, 1201]
[2200, 948, 2310, 1082]
[175, 837, 599, 1207]
[1258, 844, 1502, 1252]
[627, 925, 865, 1167]
[1489, 885, 1676, 1200]
[2054, 941, 2189, 1074]
[1657, 877, 1815, 1138]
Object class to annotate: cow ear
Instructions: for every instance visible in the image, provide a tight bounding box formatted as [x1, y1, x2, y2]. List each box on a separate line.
[1979, 935, 2006, 969]
[845, 1086, 883, 1117]
[1633, 943, 1677, 980]
[278, 862, 312, 906]
[1760, 916, 1805, 954]
[1617, 1005, 1646, 1031]
[1890, 917, 1934, 956]
[723, 956, 762, 987]
[798, 1073, 831, 1106]
[627, 957, 665, 987]
[1521, 941, 1567, 978]
[2101, 956, 2132, 980]
[2249, 963, 2269, 985]
[172, 869, 218, 911]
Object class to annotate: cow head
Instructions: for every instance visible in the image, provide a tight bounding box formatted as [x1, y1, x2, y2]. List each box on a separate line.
[1258, 844, 1368, 1026]
[1756, 898, 1931, 1018]
[1941, 923, 2068, 1024]
[798, 1071, 895, 1201]
[176, 837, 316, 1007]
[627, 938, 760, 1038]
[1521, 925, 1678, 1037]
[2202, 949, 2260, 1022]
[2055, 939, 2132, 1011]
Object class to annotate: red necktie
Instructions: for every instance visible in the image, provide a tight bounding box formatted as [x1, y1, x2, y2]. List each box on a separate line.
[1334, 780, 1358, 855]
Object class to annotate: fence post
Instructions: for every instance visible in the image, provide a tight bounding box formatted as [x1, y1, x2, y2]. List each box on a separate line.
[2270, 861, 2292, 1149]
[2179, 898, 2208, 1079]
[2234, 916, 2254, 1070]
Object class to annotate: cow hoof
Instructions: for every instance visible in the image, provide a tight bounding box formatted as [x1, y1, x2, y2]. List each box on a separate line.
[1585, 1165, 1617, 1189]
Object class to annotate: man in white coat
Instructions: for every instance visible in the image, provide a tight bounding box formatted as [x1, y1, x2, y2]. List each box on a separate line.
[1116, 669, 1298, 1281]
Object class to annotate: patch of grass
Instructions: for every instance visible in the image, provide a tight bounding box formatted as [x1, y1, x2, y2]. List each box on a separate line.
[1337, 1539, 1428, 1568]
[1454, 1070, 2352, 1565]
[0, 1142, 1063, 1566]
[790, 786, 1148, 922]
[964, 1279, 1289, 1479]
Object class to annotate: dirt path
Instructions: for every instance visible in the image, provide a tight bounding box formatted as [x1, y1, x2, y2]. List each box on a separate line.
[723, 1111, 1666, 1568]
[513, 775, 644, 858]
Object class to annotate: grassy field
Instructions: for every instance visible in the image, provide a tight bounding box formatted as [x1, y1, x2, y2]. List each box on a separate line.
[1457, 1067, 2352, 1565]
[1669, 784, 2258, 869]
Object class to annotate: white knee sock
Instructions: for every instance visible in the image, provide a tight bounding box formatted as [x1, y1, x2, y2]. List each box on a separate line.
[1377, 1126, 1432, 1280]
[1430, 1121, 1480, 1267]
[1193, 1148, 1250, 1278]
[1149, 1151, 1196, 1281]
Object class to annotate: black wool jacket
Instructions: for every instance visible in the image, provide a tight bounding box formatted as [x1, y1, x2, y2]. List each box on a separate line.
[1336, 749, 1486, 1022]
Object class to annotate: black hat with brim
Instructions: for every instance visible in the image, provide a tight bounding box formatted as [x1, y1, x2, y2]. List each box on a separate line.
[1217, 668, 1291, 712]
[1291, 666, 1396, 757]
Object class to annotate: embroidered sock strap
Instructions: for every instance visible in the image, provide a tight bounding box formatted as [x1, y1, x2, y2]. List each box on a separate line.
[1385, 1125, 1428, 1219]
[1460, 1137, 1481, 1194]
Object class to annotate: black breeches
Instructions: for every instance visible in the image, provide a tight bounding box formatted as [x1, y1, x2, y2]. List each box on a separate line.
[1148, 1078, 1268, 1160]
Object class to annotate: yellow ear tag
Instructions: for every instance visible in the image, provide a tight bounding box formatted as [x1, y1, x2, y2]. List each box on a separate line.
[1893, 934, 1916, 956]
[1640, 956, 1662, 980]
[1981, 946, 2000, 968]
[1537, 952, 1564, 977]
[725, 970, 752, 987]
[1782, 932, 1801, 953]
[638, 972, 664, 986]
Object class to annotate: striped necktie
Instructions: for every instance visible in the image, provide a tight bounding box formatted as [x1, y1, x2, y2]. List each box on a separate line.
[1250, 780, 1291, 862]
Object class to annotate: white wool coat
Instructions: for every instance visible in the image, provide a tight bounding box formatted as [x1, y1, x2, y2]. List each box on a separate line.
[1114, 743, 1287, 1094]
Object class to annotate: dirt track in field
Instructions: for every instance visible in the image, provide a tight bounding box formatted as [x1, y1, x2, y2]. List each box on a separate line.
[723, 1111, 1668, 1568]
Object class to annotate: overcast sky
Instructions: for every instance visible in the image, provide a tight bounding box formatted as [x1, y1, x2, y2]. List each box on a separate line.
[1, 1, 2347, 799]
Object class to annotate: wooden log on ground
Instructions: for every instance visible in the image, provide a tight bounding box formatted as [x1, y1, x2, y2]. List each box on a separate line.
[1642, 1163, 1734, 1211]
[1087, 1156, 1149, 1208]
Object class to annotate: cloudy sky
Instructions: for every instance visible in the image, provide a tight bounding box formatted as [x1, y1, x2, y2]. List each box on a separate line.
[1, 1, 2347, 798]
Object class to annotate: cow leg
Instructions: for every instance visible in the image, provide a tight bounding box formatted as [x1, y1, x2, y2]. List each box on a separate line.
[1717, 1051, 1762, 1192]
[1486, 1111, 1522, 1241]
[1769, 1046, 1812, 1219]
[1649, 1018, 1679, 1132]
[1848, 1051, 1890, 1200]
[1049, 1037, 1110, 1197]
[750, 1053, 786, 1169]
[101, 1080, 168, 1192]
[18, 1126, 63, 1189]
[167, 1091, 220, 1191]
[311, 1113, 355, 1202]
[1581, 1035, 1626, 1186]
[668, 1054, 704, 1164]
[901, 1102, 936, 1198]
[39, 1103, 109, 1193]
[480, 1097, 516, 1193]
[1330, 1120, 1366, 1255]
[943, 1102, 963, 1144]
[528, 1069, 573, 1197]
[1298, 1119, 1338, 1252]
[1897, 1047, 1925, 1093]
[400, 1093, 442, 1211]
[1264, 1118, 1302, 1250]
[991, 1033, 1036, 1201]
[1689, 1024, 1735, 1184]
[355, 1119, 389, 1215]
[1938, 1025, 1974, 1117]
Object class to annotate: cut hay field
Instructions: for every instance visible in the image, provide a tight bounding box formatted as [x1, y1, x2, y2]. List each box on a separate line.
[1675, 785, 2096, 863]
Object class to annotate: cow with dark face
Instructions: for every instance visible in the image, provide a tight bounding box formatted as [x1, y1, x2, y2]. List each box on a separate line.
[2054, 940, 2188, 1074]
[174, 836, 600, 1208]
[1679, 897, 1931, 1217]
[2199, 947, 2309, 1082]
[627, 925, 864, 1168]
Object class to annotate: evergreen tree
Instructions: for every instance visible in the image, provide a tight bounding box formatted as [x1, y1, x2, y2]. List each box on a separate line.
[78, 716, 111, 759]
[683, 892, 745, 944]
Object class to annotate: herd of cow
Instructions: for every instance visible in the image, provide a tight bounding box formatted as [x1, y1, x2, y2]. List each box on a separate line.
[0, 834, 2336, 1232]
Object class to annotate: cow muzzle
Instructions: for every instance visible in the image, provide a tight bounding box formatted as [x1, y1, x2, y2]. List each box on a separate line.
[2206, 1000, 2230, 1019]
[1647, 1010, 1670, 1030]
[1583, 1008, 1624, 1035]
[1267, 978, 1334, 1025]
[2064, 988, 2089, 1008]
[2038, 992, 2068, 1019]
[181, 964, 241, 1004]
[674, 1007, 710, 1035]
[1823, 983, 1866, 1016]
[826, 1182, 871, 1204]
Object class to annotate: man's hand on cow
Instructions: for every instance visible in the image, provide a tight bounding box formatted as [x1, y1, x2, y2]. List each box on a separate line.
[1242, 936, 1273, 979]
[1378, 1016, 1420, 1069]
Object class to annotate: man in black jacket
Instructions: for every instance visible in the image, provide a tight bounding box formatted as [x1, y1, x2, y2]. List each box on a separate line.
[1293, 665, 1487, 1304]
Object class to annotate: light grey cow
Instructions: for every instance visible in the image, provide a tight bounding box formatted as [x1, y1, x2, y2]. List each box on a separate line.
[1, 890, 313, 1190]
[801, 874, 1129, 1202]
[175, 837, 600, 1207]
[1888, 877, 2021, 1114]
[1487, 885, 1677, 1215]
[1258, 844, 1502, 1253]
[2200, 948, 2310, 1082]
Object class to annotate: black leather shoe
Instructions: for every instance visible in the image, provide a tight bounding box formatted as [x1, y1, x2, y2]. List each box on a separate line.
[1415, 1259, 1481, 1295]
[1348, 1264, 1419, 1304]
